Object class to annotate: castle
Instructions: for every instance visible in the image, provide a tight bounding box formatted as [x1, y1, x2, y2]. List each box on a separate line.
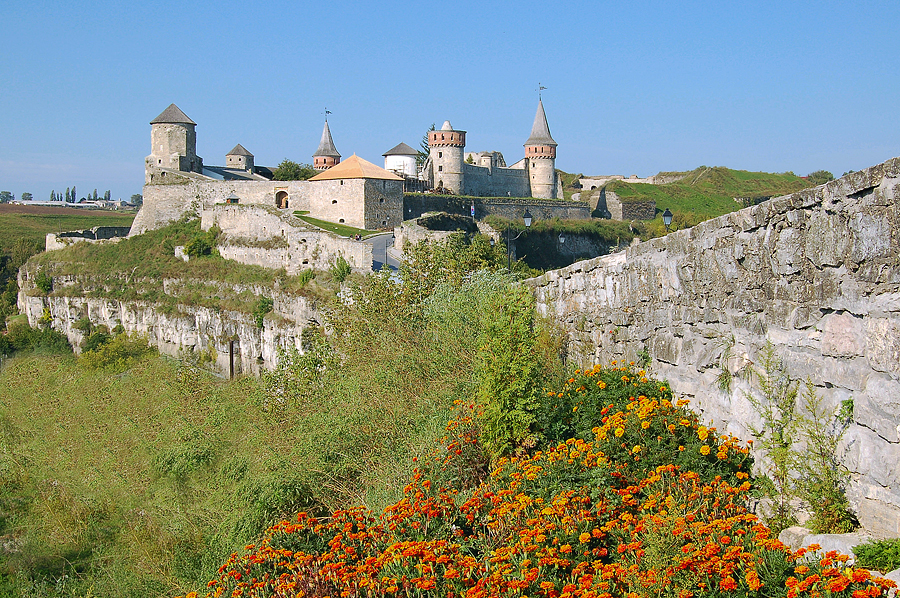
[132, 100, 566, 238]
[421, 100, 563, 199]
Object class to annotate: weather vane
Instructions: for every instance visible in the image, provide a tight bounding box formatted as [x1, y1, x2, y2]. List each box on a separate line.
[537, 83, 547, 99]
[324, 107, 332, 120]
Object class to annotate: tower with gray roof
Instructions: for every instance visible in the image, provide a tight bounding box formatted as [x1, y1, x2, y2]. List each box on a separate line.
[312, 120, 341, 171]
[226, 144, 254, 172]
[524, 99, 558, 199]
[145, 103, 203, 182]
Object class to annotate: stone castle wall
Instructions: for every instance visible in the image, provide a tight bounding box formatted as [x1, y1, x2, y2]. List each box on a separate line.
[132, 179, 312, 235]
[461, 163, 531, 198]
[201, 204, 373, 272]
[528, 158, 900, 537]
[403, 194, 591, 222]
[601, 189, 657, 220]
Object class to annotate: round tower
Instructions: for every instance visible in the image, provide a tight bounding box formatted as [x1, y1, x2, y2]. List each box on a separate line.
[524, 100, 558, 199]
[313, 120, 341, 171]
[428, 120, 466, 194]
[146, 103, 203, 180]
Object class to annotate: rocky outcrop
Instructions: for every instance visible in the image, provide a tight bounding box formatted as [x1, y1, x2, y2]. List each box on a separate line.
[18, 272, 321, 376]
[529, 157, 900, 537]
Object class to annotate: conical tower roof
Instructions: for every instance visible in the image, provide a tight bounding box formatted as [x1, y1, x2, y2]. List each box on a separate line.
[150, 103, 196, 125]
[313, 120, 341, 158]
[227, 143, 253, 156]
[523, 99, 556, 147]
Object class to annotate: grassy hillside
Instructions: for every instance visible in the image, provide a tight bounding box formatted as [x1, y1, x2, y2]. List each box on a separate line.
[0, 204, 134, 256]
[0, 205, 135, 329]
[607, 166, 812, 223]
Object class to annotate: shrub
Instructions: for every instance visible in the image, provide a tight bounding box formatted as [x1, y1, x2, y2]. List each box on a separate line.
[34, 270, 52, 294]
[297, 268, 316, 287]
[854, 538, 900, 573]
[253, 297, 274, 328]
[329, 256, 351, 283]
[79, 332, 156, 372]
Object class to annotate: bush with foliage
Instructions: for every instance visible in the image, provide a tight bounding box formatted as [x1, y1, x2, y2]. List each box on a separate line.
[854, 538, 900, 573]
[79, 331, 157, 372]
[272, 159, 317, 181]
[330, 256, 351, 283]
[196, 366, 894, 598]
[254, 296, 274, 328]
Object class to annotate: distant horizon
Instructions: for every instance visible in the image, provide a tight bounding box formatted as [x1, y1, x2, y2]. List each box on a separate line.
[2, 0, 897, 203]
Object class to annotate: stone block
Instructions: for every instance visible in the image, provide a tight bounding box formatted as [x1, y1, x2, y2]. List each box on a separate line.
[800, 533, 871, 563]
[804, 211, 849, 268]
[820, 312, 866, 357]
[779, 526, 812, 552]
[866, 317, 900, 377]
[855, 374, 900, 443]
[850, 212, 891, 264]
[855, 497, 900, 539]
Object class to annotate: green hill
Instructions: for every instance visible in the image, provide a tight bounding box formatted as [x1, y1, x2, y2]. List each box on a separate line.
[606, 166, 813, 221]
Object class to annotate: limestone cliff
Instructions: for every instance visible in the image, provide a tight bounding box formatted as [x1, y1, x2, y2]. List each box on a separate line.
[17, 269, 321, 376]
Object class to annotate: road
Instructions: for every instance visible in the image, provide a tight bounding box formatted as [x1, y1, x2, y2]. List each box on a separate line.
[363, 232, 400, 271]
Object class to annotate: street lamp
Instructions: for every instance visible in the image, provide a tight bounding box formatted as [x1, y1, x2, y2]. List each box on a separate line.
[662, 208, 673, 232]
[505, 209, 533, 271]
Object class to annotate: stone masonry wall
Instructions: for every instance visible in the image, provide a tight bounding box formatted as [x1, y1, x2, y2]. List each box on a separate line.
[528, 158, 900, 537]
[602, 189, 657, 220]
[462, 163, 532, 198]
[202, 204, 373, 272]
[404, 195, 591, 221]
[133, 179, 312, 235]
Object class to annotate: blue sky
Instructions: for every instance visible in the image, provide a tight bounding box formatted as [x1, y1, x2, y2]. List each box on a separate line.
[2, 0, 898, 201]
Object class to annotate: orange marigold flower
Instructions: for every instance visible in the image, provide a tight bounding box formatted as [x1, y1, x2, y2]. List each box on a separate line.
[560, 544, 573, 554]
[641, 421, 650, 430]
[700, 445, 711, 455]
[615, 428, 625, 438]
[540, 581, 556, 591]
[829, 576, 850, 593]
[598, 381, 607, 389]
[720, 577, 738, 591]
[579, 533, 591, 543]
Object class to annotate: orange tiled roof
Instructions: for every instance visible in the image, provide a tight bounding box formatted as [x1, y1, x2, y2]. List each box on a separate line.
[309, 154, 404, 181]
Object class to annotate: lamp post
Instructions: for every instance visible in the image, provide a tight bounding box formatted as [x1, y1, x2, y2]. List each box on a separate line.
[504, 209, 533, 271]
[663, 208, 673, 232]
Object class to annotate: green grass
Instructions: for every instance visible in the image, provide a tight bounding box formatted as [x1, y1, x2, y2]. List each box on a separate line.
[293, 213, 377, 237]
[26, 218, 339, 312]
[0, 205, 134, 255]
[607, 166, 812, 221]
[0, 352, 452, 596]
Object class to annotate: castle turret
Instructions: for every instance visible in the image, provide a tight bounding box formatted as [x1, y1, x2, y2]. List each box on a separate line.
[146, 104, 203, 181]
[428, 120, 466, 194]
[524, 100, 558, 199]
[226, 144, 254, 172]
[312, 120, 341, 171]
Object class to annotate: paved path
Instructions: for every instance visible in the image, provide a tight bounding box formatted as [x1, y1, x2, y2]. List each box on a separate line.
[362, 233, 400, 271]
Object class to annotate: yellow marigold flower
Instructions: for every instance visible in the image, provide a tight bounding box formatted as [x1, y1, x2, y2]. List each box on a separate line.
[573, 406, 578, 412]
[597, 381, 607, 389]
[641, 421, 650, 430]
[678, 445, 685, 451]
[579, 532, 591, 543]
[632, 445, 641, 454]
[700, 445, 711, 455]
[697, 426, 709, 441]
[615, 427, 625, 438]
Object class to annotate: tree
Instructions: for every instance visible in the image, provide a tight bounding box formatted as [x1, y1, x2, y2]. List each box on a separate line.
[92, 189, 98, 201]
[130, 193, 143, 206]
[104, 190, 111, 202]
[807, 170, 834, 186]
[65, 187, 71, 202]
[71, 185, 76, 202]
[272, 159, 316, 181]
[21, 192, 32, 202]
[417, 123, 435, 167]
[0, 191, 12, 203]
